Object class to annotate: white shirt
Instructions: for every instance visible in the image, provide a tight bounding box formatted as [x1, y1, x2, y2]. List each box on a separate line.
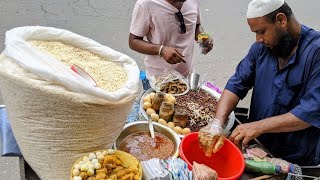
[130, 0, 201, 79]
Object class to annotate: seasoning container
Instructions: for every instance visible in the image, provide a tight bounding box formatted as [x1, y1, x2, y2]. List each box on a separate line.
[152, 92, 165, 112]
[173, 107, 188, 128]
[159, 102, 174, 122]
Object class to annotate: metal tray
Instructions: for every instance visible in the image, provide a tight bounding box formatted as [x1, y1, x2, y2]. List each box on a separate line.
[140, 85, 236, 138]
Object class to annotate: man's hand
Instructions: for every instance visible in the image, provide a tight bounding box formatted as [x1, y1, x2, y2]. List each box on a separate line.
[198, 119, 225, 157]
[229, 121, 263, 148]
[161, 46, 186, 64]
[201, 36, 213, 55]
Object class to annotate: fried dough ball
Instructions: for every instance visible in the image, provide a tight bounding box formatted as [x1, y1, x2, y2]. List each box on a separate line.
[174, 126, 183, 134]
[143, 102, 152, 110]
[182, 128, 191, 135]
[150, 113, 160, 121]
[146, 108, 156, 115]
[167, 122, 175, 130]
[158, 118, 167, 126]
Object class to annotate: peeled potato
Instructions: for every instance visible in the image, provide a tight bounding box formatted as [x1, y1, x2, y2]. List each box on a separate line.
[149, 92, 156, 100]
[158, 118, 167, 126]
[182, 128, 191, 135]
[143, 102, 152, 110]
[146, 108, 156, 115]
[151, 113, 160, 121]
[174, 126, 183, 134]
[143, 95, 151, 103]
[167, 122, 175, 129]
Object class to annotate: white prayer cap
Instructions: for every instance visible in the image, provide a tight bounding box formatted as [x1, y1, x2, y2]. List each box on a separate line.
[247, 0, 285, 19]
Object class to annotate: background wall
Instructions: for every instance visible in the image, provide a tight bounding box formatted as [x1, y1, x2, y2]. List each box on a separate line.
[0, 0, 319, 107]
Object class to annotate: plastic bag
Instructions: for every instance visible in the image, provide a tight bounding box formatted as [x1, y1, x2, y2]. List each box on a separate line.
[149, 69, 189, 96]
[141, 158, 171, 180]
[197, 32, 213, 55]
[164, 158, 192, 180]
[192, 162, 218, 180]
[3, 26, 139, 102]
[0, 26, 139, 180]
[141, 158, 193, 180]
[198, 118, 225, 157]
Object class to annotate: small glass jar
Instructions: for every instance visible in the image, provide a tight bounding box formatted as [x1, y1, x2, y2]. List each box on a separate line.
[173, 107, 188, 128]
[151, 92, 165, 112]
[159, 102, 174, 122]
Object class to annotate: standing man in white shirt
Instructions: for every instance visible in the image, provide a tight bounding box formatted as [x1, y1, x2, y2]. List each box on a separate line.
[129, 0, 213, 80]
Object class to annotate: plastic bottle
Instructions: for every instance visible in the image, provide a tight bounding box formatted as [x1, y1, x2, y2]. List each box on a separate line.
[245, 160, 281, 174]
[139, 71, 150, 90]
[159, 101, 174, 122]
[266, 157, 293, 173]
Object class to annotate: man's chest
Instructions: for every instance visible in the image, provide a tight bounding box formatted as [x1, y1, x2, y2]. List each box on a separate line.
[254, 57, 308, 110]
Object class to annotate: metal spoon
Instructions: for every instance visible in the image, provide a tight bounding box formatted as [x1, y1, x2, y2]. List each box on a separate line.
[148, 116, 155, 139]
[188, 72, 200, 91]
[148, 116, 157, 147]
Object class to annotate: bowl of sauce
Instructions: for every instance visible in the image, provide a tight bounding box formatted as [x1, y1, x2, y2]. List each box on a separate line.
[114, 121, 181, 161]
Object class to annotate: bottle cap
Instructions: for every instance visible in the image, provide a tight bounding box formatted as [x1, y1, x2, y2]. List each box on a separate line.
[289, 163, 295, 173]
[140, 71, 146, 80]
[275, 165, 282, 173]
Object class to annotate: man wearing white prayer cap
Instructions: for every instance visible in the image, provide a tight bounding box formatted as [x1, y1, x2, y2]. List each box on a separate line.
[199, 0, 320, 166]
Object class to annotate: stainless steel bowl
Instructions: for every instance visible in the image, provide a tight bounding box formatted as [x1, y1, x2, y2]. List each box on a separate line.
[114, 121, 181, 159]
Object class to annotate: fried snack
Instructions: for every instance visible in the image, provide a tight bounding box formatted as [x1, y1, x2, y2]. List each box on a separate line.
[160, 79, 187, 94]
[71, 150, 141, 180]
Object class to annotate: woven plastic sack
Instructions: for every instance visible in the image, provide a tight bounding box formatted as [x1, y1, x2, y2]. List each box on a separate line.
[0, 26, 139, 180]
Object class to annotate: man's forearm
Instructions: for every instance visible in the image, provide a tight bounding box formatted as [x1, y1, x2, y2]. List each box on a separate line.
[258, 113, 311, 133]
[215, 89, 240, 125]
[129, 34, 161, 56]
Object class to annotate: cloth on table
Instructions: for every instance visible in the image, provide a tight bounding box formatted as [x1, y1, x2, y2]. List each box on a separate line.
[0, 106, 22, 156]
[126, 101, 141, 123]
[141, 157, 192, 180]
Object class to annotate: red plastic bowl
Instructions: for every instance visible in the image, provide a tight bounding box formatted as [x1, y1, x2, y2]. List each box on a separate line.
[179, 132, 245, 180]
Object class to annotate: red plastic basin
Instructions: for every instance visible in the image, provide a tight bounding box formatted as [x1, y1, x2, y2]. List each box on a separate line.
[179, 132, 245, 180]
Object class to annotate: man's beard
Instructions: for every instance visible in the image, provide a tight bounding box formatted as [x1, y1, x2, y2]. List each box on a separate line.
[267, 29, 298, 59]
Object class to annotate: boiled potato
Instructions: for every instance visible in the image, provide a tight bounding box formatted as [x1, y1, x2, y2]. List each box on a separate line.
[174, 126, 183, 134]
[143, 102, 152, 110]
[150, 113, 159, 121]
[146, 108, 156, 115]
[182, 128, 191, 135]
[167, 122, 175, 130]
[158, 118, 167, 126]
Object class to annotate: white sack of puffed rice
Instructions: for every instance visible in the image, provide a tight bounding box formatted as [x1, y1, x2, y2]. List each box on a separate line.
[0, 26, 139, 180]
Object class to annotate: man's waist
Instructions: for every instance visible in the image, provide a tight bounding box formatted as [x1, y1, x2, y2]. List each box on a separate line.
[258, 127, 319, 164]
